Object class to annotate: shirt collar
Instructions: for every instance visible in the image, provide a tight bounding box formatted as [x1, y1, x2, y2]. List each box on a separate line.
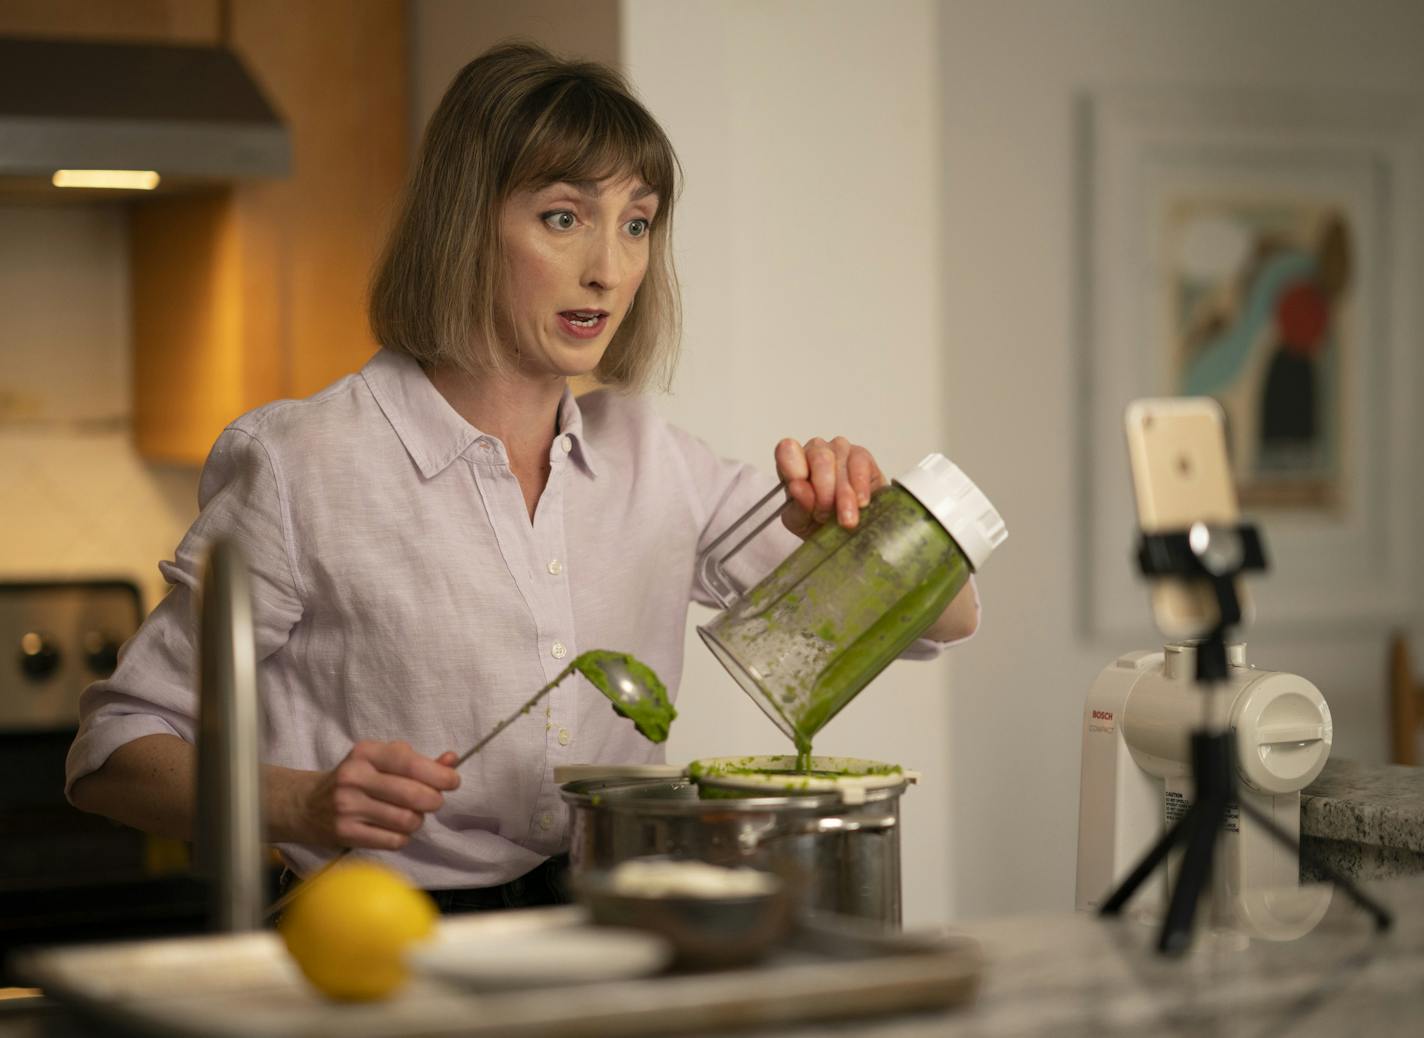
[556, 384, 600, 477]
[362, 349, 600, 479]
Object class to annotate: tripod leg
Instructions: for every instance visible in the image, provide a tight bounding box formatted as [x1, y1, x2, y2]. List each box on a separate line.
[1159, 793, 1227, 955]
[1236, 799, 1393, 931]
[1099, 807, 1195, 916]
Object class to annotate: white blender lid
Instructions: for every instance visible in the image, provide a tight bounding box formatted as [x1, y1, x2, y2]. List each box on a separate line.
[895, 454, 1007, 569]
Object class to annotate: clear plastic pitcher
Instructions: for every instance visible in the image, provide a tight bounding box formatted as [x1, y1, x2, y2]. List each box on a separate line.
[697, 454, 1006, 762]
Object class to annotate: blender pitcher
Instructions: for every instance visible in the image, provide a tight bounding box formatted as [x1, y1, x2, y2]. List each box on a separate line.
[698, 454, 1006, 763]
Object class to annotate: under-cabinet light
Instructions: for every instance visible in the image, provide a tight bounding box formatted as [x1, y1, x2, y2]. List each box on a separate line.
[52, 169, 161, 190]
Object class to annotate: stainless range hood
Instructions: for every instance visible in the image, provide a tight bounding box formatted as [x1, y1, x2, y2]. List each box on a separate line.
[0, 35, 291, 192]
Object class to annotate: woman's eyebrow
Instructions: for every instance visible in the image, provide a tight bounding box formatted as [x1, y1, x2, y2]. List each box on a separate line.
[557, 179, 658, 202]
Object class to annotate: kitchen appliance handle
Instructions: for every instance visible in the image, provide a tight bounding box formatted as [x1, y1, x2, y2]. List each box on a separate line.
[697, 482, 790, 609]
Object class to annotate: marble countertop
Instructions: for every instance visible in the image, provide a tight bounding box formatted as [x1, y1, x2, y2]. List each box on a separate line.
[5, 875, 1422, 1037]
[934, 880, 1417, 1036]
[1302, 758, 1424, 852]
[751, 874, 1424, 1037]
[4, 758, 1419, 1038]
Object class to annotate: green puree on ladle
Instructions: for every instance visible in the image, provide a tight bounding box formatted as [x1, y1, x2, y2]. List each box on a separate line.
[453, 650, 674, 767]
[571, 649, 676, 743]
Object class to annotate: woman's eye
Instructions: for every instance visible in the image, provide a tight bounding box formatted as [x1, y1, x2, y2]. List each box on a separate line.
[542, 210, 577, 231]
[626, 218, 650, 238]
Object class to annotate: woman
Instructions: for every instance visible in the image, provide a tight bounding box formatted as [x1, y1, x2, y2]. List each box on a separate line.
[66, 43, 979, 911]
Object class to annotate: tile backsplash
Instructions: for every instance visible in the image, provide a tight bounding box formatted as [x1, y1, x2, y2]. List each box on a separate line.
[1, 204, 201, 613]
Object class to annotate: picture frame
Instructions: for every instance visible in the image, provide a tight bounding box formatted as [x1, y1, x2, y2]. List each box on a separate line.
[1079, 88, 1421, 637]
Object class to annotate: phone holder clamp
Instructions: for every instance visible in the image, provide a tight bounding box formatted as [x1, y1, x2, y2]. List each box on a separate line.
[1103, 520, 1392, 953]
[1137, 522, 1266, 683]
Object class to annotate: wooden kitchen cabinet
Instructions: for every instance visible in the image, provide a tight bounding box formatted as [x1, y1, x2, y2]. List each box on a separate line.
[0, 0, 221, 44]
[0, 2, 407, 463]
[132, 0, 409, 463]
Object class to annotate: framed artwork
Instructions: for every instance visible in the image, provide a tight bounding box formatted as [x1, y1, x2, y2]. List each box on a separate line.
[1080, 89, 1420, 636]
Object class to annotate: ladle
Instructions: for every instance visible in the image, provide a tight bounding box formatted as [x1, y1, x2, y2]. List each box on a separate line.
[264, 650, 672, 918]
[449, 650, 674, 765]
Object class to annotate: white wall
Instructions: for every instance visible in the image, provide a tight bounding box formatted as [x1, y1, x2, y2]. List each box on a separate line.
[622, 0, 955, 926]
[941, 0, 1424, 919]
[410, 0, 619, 148]
[0, 204, 200, 612]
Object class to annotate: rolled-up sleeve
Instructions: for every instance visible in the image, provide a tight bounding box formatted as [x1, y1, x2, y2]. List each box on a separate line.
[65, 425, 305, 800]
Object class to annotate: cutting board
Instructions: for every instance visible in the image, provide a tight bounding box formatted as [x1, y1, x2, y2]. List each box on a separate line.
[15, 905, 981, 1037]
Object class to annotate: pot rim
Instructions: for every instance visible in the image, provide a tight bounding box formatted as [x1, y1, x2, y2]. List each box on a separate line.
[559, 775, 910, 813]
[689, 755, 917, 804]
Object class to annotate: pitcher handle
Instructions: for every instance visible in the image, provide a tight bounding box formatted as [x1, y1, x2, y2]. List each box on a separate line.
[697, 481, 790, 609]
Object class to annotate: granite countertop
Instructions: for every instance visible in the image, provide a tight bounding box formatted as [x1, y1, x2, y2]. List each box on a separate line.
[1301, 758, 1424, 853]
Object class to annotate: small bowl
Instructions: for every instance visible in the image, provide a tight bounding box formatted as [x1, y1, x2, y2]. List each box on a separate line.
[574, 859, 792, 970]
[408, 925, 672, 990]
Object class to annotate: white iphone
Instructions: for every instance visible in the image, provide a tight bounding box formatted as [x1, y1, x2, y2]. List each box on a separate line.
[1123, 397, 1251, 637]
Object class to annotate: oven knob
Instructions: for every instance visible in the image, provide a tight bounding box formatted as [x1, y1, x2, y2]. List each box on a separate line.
[19, 631, 61, 681]
[83, 630, 122, 676]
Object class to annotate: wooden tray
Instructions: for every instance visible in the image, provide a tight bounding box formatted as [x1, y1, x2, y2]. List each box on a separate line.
[14, 906, 982, 1037]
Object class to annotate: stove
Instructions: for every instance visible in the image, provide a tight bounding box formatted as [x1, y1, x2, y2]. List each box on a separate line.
[1, 579, 148, 891]
[0, 579, 141, 731]
[0, 580, 213, 980]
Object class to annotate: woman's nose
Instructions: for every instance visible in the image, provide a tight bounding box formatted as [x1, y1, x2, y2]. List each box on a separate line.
[581, 231, 624, 291]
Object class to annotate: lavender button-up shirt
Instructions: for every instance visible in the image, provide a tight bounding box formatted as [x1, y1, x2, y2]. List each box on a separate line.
[67, 348, 968, 889]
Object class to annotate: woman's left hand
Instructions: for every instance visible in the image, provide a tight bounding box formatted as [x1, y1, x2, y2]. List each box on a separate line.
[774, 436, 887, 539]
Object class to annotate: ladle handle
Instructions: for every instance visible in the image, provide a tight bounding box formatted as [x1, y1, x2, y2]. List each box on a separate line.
[697, 481, 790, 609]
[264, 662, 578, 920]
[453, 662, 574, 767]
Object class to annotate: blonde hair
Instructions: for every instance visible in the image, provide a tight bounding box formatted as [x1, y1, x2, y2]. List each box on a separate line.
[369, 41, 681, 391]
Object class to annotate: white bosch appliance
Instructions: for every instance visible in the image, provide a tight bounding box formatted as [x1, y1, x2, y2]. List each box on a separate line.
[1076, 642, 1335, 938]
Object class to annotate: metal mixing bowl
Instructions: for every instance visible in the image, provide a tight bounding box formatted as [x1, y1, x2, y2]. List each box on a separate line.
[573, 859, 792, 970]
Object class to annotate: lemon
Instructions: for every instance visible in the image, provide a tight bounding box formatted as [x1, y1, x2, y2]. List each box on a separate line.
[278, 860, 438, 1001]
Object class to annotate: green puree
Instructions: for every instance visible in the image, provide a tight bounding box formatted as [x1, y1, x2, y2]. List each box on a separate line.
[572, 650, 676, 743]
[704, 485, 970, 770]
[793, 552, 967, 754]
[689, 755, 904, 798]
[689, 757, 903, 779]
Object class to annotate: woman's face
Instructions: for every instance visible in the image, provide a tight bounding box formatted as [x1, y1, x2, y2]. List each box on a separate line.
[496, 173, 658, 380]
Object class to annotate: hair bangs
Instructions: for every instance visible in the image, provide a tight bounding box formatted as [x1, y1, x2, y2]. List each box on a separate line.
[509, 78, 676, 203]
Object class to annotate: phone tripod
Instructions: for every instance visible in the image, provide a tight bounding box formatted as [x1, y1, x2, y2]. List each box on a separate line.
[1099, 522, 1393, 955]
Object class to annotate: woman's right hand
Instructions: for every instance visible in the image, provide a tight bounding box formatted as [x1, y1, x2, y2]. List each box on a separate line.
[295, 741, 461, 850]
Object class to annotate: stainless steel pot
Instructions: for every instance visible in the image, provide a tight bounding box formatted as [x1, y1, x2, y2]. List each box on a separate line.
[560, 776, 908, 925]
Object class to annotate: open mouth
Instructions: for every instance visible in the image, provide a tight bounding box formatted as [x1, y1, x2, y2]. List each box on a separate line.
[558, 310, 609, 338]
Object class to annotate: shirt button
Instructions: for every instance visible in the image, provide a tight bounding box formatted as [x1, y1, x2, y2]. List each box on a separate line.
[540, 813, 554, 831]
[551, 642, 567, 659]
[547, 558, 563, 576]
[557, 728, 571, 746]
[479, 440, 492, 451]
[561, 435, 573, 453]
